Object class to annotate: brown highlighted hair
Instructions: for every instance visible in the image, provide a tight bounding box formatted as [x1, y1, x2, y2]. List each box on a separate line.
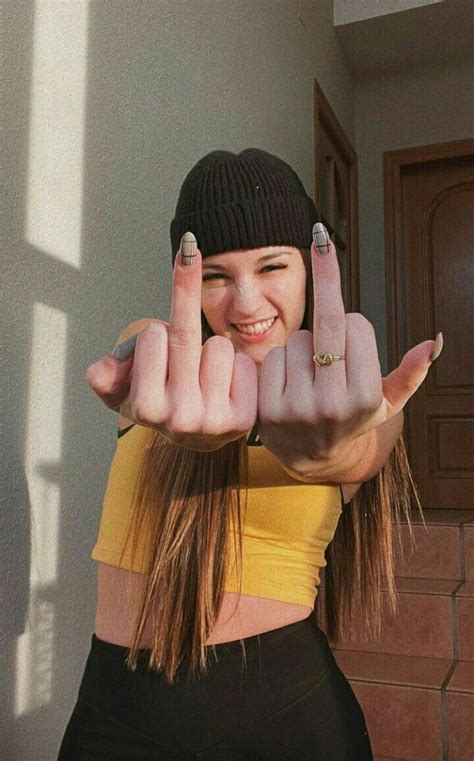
[119, 247, 424, 684]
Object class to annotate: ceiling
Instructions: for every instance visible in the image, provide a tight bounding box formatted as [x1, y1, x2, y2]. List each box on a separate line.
[334, 1, 474, 81]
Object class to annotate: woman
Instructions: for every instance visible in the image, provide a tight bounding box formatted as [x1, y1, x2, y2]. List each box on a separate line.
[58, 148, 442, 760]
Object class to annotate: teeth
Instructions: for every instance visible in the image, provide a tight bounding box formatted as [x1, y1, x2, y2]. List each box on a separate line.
[235, 317, 275, 335]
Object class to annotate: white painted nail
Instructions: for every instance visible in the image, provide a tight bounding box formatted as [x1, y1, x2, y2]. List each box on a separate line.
[429, 332, 443, 362]
[312, 222, 330, 254]
[179, 231, 197, 266]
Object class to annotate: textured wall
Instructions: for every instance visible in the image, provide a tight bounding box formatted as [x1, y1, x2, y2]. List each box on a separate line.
[3, 1, 354, 758]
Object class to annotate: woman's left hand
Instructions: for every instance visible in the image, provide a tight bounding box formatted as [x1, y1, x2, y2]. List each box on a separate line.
[257, 224, 443, 468]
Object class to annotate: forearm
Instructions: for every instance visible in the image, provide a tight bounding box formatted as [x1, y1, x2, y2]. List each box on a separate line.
[278, 410, 404, 485]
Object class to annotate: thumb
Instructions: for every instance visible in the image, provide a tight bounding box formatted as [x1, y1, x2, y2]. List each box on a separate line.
[85, 352, 134, 412]
[382, 333, 443, 413]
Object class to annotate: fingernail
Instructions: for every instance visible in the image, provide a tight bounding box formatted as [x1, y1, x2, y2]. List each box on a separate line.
[179, 231, 197, 266]
[112, 334, 137, 361]
[429, 332, 443, 362]
[312, 222, 330, 255]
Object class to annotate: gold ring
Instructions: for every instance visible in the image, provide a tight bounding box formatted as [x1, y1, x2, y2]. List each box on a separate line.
[312, 352, 345, 366]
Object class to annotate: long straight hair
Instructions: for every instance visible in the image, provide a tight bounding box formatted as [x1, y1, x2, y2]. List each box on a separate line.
[119, 246, 423, 684]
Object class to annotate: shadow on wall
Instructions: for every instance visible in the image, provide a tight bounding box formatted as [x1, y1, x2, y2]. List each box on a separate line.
[4, 0, 112, 757]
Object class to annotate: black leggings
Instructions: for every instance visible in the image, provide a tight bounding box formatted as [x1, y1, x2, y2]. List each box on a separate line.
[58, 614, 373, 760]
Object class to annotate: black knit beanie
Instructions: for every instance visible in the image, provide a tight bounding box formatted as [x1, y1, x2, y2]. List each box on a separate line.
[169, 148, 320, 263]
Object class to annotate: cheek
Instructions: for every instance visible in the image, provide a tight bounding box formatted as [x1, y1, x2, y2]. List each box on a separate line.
[201, 290, 228, 326]
[285, 279, 307, 331]
[280, 276, 306, 313]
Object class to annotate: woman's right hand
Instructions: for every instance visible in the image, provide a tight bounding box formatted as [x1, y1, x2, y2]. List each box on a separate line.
[85, 243, 258, 451]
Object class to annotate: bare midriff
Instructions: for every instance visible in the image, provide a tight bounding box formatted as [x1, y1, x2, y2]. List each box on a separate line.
[95, 561, 313, 648]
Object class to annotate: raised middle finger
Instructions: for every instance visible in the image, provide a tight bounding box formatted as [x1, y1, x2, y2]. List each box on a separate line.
[167, 232, 203, 400]
[311, 223, 347, 387]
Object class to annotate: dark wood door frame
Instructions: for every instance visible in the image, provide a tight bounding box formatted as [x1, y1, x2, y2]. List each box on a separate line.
[313, 80, 360, 312]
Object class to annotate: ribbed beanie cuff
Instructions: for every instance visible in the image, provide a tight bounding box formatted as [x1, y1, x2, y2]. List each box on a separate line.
[170, 149, 320, 262]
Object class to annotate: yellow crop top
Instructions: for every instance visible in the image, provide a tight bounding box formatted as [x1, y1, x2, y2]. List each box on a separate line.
[91, 424, 343, 608]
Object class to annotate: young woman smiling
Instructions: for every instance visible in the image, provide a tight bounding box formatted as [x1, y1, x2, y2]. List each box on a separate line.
[58, 149, 442, 760]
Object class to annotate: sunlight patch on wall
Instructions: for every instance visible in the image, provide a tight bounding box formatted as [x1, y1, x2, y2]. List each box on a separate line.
[25, 0, 89, 268]
[15, 303, 68, 717]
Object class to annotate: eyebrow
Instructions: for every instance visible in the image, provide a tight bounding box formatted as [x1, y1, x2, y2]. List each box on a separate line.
[202, 250, 293, 271]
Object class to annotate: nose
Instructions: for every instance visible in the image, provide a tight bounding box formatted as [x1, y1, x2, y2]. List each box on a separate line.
[230, 280, 268, 320]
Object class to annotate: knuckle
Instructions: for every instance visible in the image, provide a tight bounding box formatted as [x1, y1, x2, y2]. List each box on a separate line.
[85, 363, 99, 389]
[289, 328, 312, 340]
[239, 413, 257, 434]
[321, 404, 344, 423]
[85, 362, 115, 397]
[316, 313, 346, 332]
[132, 398, 160, 426]
[359, 393, 381, 414]
[351, 393, 378, 418]
[169, 411, 200, 437]
[168, 325, 197, 348]
[234, 351, 257, 372]
[263, 346, 285, 363]
[285, 398, 312, 421]
[201, 418, 227, 437]
[346, 312, 374, 334]
[203, 335, 234, 354]
[139, 324, 162, 342]
[286, 329, 312, 348]
[346, 311, 365, 323]
[167, 335, 186, 352]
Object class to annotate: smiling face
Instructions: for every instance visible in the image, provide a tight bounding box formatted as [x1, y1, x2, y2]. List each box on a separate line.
[200, 246, 307, 372]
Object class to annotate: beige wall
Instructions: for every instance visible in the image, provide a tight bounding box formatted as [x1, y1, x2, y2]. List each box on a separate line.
[4, 2, 354, 758]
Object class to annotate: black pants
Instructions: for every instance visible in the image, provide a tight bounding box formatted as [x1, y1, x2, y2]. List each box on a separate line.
[58, 614, 373, 760]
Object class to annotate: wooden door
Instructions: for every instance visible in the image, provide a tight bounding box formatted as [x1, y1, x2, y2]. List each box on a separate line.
[385, 139, 474, 509]
[313, 81, 359, 313]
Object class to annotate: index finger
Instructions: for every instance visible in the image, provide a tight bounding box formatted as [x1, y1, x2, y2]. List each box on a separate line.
[311, 223, 346, 372]
[167, 231, 203, 393]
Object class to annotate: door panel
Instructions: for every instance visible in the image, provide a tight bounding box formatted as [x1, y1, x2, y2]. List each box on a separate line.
[386, 144, 474, 508]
